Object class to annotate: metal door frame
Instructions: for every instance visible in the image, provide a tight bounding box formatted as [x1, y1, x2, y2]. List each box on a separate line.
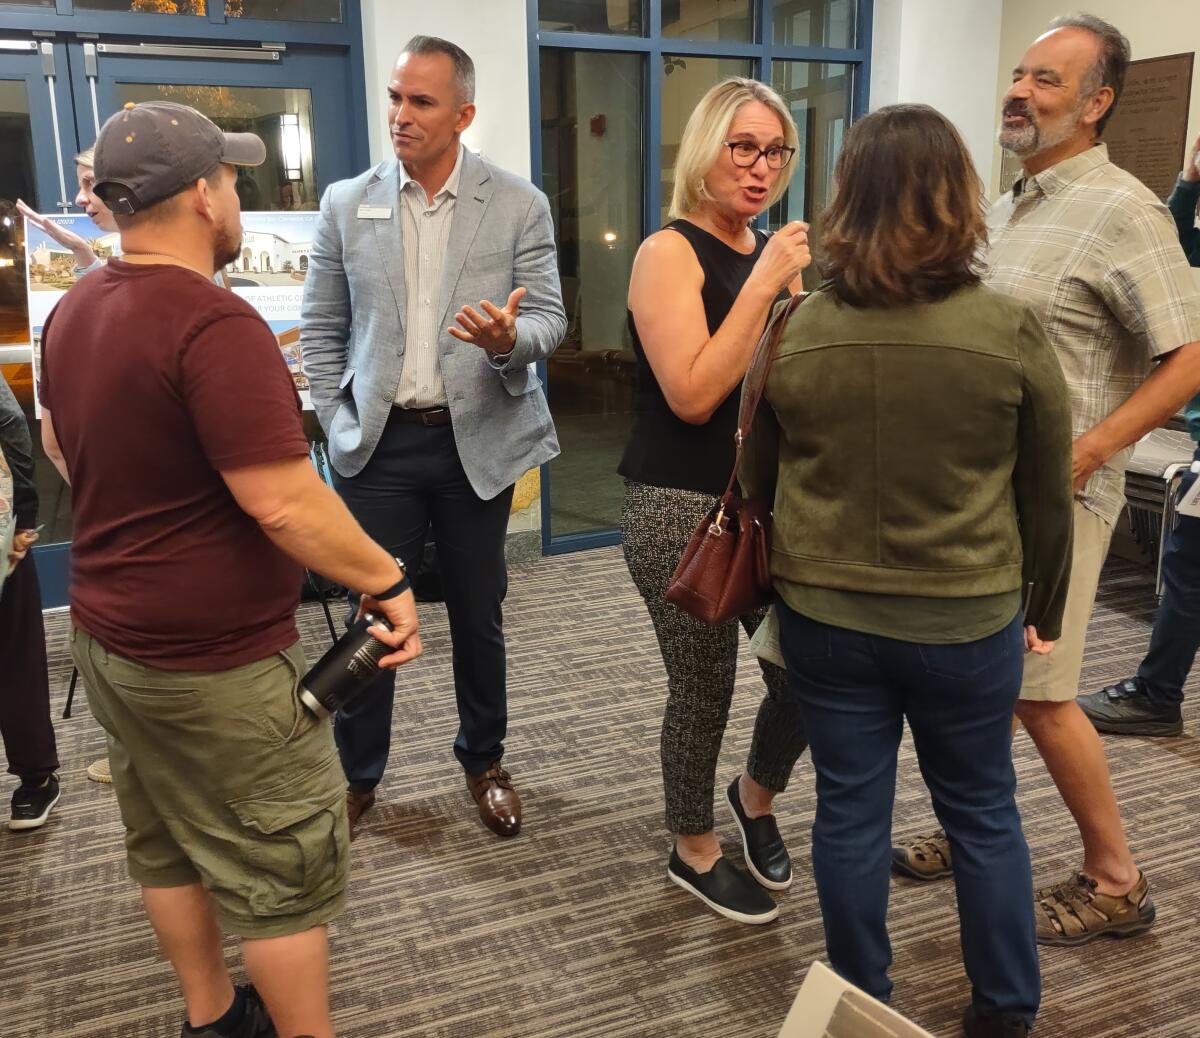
[65, 41, 359, 191]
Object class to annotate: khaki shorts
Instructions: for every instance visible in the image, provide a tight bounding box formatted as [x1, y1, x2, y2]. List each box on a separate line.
[72, 629, 349, 939]
[1019, 500, 1114, 702]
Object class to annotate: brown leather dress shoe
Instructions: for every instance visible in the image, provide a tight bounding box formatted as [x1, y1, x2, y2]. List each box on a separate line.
[346, 788, 375, 840]
[466, 763, 522, 837]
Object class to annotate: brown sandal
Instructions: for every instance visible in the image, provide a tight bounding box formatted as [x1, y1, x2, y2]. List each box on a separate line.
[891, 829, 953, 880]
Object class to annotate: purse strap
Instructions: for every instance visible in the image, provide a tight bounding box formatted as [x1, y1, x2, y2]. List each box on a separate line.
[719, 291, 808, 500]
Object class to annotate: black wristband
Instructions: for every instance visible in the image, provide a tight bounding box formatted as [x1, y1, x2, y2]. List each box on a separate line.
[372, 558, 411, 601]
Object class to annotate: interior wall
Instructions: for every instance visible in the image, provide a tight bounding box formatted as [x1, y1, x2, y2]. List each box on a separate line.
[869, 0, 1004, 188]
[994, 1, 1200, 196]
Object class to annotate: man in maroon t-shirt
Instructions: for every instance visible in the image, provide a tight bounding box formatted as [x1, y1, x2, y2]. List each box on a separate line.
[39, 103, 420, 1038]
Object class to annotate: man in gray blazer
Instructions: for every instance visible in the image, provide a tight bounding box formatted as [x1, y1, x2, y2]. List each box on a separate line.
[302, 35, 565, 839]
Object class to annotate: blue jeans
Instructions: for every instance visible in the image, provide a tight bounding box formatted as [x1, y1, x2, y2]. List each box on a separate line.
[776, 602, 1039, 1024]
[1137, 449, 1200, 708]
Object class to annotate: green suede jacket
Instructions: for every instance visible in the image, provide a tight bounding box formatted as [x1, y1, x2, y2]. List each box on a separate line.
[741, 282, 1075, 641]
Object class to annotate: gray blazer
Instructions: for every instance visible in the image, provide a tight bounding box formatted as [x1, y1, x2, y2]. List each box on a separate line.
[301, 149, 566, 499]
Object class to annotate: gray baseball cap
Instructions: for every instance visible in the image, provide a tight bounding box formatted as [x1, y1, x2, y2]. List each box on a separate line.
[93, 101, 266, 215]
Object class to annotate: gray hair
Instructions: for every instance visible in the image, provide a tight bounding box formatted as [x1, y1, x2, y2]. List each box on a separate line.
[401, 35, 475, 104]
[1046, 12, 1130, 135]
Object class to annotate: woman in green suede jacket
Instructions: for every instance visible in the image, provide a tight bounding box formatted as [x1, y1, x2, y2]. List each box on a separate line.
[741, 104, 1074, 1036]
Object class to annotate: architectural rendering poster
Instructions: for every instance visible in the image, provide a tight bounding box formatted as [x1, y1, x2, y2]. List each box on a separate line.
[24, 210, 318, 411]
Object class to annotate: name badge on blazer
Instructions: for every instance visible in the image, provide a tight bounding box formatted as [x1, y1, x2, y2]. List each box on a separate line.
[357, 205, 393, 220]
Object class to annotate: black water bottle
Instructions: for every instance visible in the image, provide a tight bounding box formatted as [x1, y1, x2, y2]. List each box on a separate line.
[298, 612, 394, 718]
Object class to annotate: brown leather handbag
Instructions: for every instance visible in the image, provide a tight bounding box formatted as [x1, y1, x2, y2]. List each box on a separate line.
[665, 292, 806, 625]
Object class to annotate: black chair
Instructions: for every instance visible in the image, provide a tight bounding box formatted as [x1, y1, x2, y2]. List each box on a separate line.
[1125, 426, 1195, 597]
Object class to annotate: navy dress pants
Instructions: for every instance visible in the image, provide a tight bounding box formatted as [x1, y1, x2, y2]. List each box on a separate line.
[332, 415, 514, 788]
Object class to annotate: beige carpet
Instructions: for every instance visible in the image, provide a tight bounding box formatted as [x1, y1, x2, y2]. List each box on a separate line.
[2, 549, 1199, 1037]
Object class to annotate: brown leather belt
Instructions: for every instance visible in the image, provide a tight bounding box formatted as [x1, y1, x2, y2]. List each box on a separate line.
[392, 406, 452, 427]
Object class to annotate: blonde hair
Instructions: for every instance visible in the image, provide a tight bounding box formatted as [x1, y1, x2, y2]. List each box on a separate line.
[669, 77, 799, 220]
[75, 147, 95, 169]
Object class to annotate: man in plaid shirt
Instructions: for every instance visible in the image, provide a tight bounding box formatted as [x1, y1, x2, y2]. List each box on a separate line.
[894, 13, 1200, 964]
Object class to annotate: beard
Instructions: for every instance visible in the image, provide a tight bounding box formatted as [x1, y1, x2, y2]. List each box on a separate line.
[997, 97, 1085, 157]
[213, 224, 242, 273]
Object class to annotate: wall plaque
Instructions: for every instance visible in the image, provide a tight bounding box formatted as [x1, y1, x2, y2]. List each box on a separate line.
[1105, 52, 1194, 200]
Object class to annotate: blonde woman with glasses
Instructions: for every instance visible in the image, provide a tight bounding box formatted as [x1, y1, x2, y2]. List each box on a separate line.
[618, 78, 810, 924]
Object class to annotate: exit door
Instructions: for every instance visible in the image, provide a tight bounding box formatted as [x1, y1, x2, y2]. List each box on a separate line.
[0, 27, 365, 606]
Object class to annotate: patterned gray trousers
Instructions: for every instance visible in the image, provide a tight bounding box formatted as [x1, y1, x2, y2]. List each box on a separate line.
[621, 480, 808, 835]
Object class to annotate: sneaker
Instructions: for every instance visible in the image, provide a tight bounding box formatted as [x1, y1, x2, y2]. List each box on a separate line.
[891, 830, 953, 880]
[181, 984, 276, 1038]
[87, 757, 113, 784]
[9, 775, 61, 832]
[1078, 679, 1183, 737]
[667, 847, 779, 925]
[726, 777, 792, 890]
[1034, 870, 1156, 946]
[962, 1006, 1030, 1037]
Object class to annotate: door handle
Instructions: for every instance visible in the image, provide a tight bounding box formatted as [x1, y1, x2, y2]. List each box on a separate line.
[39, 42, 72, 213]
[83, 42, 101, 138]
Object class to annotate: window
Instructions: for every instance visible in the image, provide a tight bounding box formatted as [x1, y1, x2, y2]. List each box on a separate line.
[662, 0, 753, 42]
[230, 0, 342, 21]
[75, 0, 204, 14]
[767, 61, 853, 229]
[538, 0, 642, 35]
[531, 0, 872, 550]
[74, 0, 341, 15]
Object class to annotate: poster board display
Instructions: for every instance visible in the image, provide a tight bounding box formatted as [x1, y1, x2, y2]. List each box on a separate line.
[776, 961, 936, 1038]
[1104, 52, 1194, 200]
[24, 210, 318, 412]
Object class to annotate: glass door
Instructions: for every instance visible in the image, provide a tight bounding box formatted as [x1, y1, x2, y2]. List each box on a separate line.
[1, 39, 78, 346]
[67, 42, 358, 205]
[0, 36, 360, 606]
[539, 48, 643, 542]
[1, 39, 80, 604]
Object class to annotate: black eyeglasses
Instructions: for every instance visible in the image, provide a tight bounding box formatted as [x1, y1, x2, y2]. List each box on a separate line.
[723, 141, 797, 169]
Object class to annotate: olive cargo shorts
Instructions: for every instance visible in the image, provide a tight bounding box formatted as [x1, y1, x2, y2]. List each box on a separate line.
[72, 628, 349, 939]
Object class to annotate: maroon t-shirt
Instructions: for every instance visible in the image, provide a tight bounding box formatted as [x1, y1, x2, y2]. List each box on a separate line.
[39, 259, 309, 671]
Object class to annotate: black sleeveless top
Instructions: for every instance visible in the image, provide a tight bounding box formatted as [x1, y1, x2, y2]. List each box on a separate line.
[618, 219, 771, 496]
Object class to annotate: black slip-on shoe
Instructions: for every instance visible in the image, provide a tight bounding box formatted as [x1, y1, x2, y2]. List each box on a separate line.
[962, 1006, 1030, 1037]
[1078, 679, 1183, 737]
[667, 847, 778, 924]
[181, 984, 277, 1038]
[725, 777, 792, 890]
[9, 775, 60, 832]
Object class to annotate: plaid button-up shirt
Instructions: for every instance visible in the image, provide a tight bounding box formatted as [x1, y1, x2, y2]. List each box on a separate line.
[985, 143, 1200, 526]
